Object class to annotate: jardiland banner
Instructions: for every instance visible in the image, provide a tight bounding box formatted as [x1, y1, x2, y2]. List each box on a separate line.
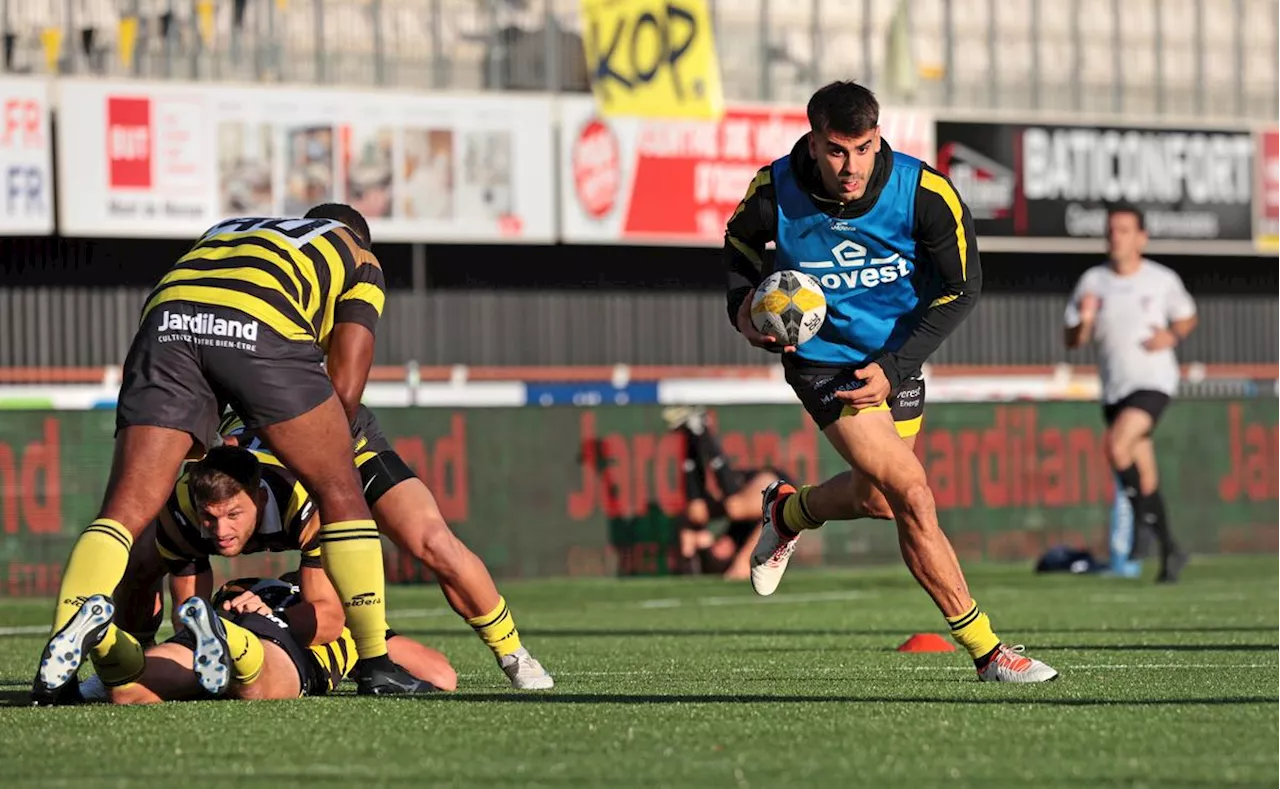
[0, 400, 1275, 595]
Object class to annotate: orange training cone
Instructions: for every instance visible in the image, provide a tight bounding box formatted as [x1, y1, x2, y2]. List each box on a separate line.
[896, 633, 956, 653]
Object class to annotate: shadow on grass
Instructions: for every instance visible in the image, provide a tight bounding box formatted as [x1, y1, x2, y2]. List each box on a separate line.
[405, 692, 1275, 707]
[393, 626, 1279, 640]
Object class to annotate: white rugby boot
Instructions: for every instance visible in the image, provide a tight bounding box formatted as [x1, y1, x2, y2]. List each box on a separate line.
[500, 647, 554, 690]
[178, 597, 233, 696]
[977, 644, 1060, 683]
[750, 480, 801, 597]
[31, 594, 115, 705]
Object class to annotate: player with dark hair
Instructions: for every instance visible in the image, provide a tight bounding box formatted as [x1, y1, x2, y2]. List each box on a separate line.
[1065, 203, 1196, 582]
[725, 81, 1058, 682]
[67, 444, 437, 698]
[32, 206, 423, 704]
[78, 571, 456, 704]
[220, 407, 554, 688]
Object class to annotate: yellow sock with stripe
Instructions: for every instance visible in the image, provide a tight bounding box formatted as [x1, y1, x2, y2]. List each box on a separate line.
[466, 596, 522, 659]
[781, 485, 824, 535]
[89, 623, 145, 687]
[318, 520, 390, 660]
[219, 618, 266, 685]
[52, 519, 134, 632]
[945, 599, 1002, 663]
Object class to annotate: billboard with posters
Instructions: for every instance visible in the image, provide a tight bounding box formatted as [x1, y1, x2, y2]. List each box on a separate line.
[559, 96, 935, 245]
[935, 121, 1255, 242]
[55, 79, 556, 242]
[1257, 129, 1278, 253]
[0, 77, 54, 235]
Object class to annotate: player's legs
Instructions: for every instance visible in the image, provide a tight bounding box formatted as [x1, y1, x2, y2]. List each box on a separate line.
[228, 641, 302, 701]
[109, 642, 204, 705]
[388, 634, 457, 691]
[1130, 429, 1184, 581]
[35, 306, 225, 705]
[254, 395, 390, 663]
[366, 450, 552, 689]
[761, 408, 1057, 681]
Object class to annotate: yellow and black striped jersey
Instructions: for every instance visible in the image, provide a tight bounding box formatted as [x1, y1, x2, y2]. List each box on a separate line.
[155, 448, 322, 574]
[141, 216, 386, 349]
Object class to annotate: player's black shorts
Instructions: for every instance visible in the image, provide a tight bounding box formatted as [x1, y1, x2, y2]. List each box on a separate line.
[723, 518, 760, 548]
[167, 610, 324, 696]
[352, 406, 417, 505]
[1103, 390, 1171, 428]
[784, 360, 926, 435]
[117, 302, 333, 450]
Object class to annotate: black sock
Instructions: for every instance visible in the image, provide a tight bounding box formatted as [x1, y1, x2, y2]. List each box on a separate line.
[1141, 489, 1178, 560]
[697, 431, 742, 495]
[1115, 464, 1149, 559]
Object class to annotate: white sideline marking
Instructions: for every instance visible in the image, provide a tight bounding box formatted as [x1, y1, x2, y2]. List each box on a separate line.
[637, 590, 876, 609]
[482, 663, 1276, 679]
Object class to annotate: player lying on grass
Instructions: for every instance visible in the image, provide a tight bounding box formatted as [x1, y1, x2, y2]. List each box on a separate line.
[74, 572, 455, 703]
[35, 207, 416, 705]
[54, 443, 439, 699]
[665, 407, 784, 580]
[220, 405, 552, 689]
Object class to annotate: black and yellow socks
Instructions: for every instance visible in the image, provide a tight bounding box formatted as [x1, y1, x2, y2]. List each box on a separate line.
[88, 624, 144, 687]
[317, 520, 390, 660]
[946, 600, 1002, 663]
[53, 519, 134, 632]
[466, 596, 523, 659]
[219, 618, 267, 685]
[780, 485, 824, 536]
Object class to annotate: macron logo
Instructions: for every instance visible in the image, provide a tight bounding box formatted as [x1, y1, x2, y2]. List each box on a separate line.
[159, 310, 259, 341]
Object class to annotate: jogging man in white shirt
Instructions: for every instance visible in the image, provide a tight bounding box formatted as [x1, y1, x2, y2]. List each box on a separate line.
[1064, 204, 1196, 583]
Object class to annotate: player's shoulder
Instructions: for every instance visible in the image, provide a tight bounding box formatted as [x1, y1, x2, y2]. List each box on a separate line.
[1140, 258, 1183, 282]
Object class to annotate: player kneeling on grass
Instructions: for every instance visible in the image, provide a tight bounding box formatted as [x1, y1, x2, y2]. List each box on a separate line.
[78, 572, 455, 703]
[59, 444, 439, 699]
[220, 405, 552, 690]
[666, 407, 784, 580]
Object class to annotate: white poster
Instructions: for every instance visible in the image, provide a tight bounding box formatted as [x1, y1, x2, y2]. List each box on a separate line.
[0, 77, 54, 235]
[56, 79, 556, 242]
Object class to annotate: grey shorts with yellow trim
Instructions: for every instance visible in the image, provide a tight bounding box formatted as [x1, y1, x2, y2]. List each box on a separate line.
[118, 301, 334, 451]
[784, 362, 925, 436]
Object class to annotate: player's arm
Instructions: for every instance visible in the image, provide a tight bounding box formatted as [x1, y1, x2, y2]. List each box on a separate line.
[329, 250, 386, 425]
[724, 167, 784, 348]
[873, 166, 983, 390]
[1166, 272, 1199, 341]
[1063, 271, 1098, 349]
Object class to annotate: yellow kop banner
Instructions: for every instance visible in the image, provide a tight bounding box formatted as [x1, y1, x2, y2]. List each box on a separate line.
[579, 0, 725, 121]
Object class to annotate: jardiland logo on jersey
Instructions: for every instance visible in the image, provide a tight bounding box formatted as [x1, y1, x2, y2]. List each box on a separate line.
[157, 309, 259, 349]
[797, 240, 912, 291]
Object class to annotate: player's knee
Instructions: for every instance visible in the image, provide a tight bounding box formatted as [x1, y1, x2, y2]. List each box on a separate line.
[1104, 437, 1132, 469]
[109, 683, 159, 705]
[889, 479, 935, 526]
[685, 500, 710, 527]
[409, 519, 465, 572]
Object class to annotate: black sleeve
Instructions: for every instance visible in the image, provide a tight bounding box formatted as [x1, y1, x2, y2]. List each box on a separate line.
[723, 166, 778, 328]
[873, 166, 983, 391]
[681, 432, 709, 502]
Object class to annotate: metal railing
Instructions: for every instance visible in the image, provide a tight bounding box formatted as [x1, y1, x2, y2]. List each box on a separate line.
[1, 0, 1275, 120]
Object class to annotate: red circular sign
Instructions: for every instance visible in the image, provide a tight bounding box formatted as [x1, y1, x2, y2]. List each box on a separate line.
[572, 119, 621, 220]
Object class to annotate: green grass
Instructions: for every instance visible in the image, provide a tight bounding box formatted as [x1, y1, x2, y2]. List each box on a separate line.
[1, 556, 1277, 788]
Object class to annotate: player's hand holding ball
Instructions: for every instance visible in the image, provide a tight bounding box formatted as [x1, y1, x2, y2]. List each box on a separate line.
[741, 271, 827, 354]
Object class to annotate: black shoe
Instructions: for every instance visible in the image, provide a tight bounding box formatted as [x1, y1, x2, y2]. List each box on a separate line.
[31, 595, 114, 706]
[1156, 551, 1188, 583]
[353, 656, 437, 696]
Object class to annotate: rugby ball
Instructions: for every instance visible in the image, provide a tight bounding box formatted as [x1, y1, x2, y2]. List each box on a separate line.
[750, 270, 827, 347]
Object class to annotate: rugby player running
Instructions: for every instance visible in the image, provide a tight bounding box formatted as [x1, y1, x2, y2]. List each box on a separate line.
[32, 206, 424, 703]
[725, 82, 1058, 682]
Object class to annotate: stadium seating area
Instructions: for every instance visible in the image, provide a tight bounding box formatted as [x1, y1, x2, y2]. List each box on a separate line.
[1, 0, 1275, 118]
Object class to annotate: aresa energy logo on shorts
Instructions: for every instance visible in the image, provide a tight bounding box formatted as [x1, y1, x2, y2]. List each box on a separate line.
[156, 309, 259, 350]
[797, 240, 912, 291]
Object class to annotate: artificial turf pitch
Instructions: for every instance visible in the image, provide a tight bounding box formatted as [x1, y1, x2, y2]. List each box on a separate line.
[0, 556, 1276, 788]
